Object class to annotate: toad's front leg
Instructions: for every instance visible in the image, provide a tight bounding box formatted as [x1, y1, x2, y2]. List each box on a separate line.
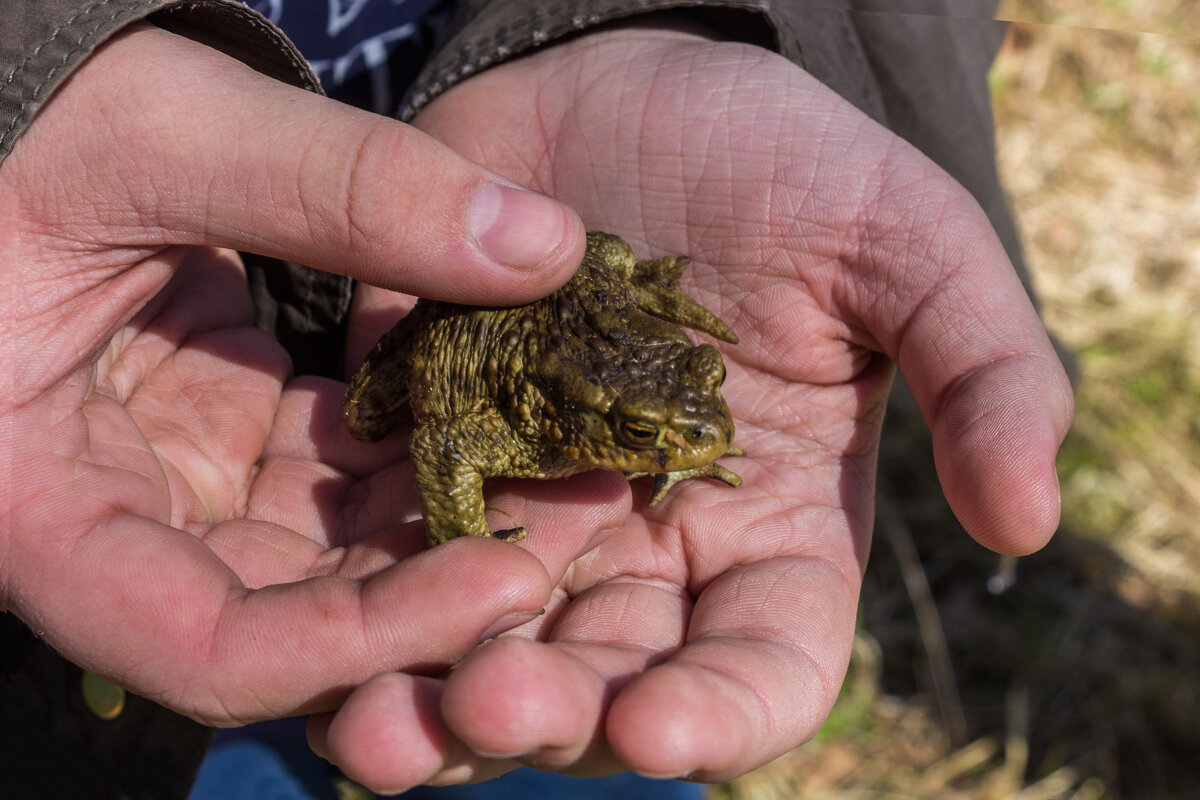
[410, 410, 528, 546]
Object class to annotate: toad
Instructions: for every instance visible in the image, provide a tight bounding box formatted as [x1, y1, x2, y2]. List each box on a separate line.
[343, 232, 742, 545]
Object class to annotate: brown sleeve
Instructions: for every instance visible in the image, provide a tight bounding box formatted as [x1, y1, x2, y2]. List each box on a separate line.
[0, 0, 319, 166]
[399, 0, 890, 122]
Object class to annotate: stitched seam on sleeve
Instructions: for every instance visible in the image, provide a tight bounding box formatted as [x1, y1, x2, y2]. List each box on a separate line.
[162, 1, 322, 92]
[240, 15, 320, 90]
[400, 0, 774, 120]
[1, 0, 160, 153]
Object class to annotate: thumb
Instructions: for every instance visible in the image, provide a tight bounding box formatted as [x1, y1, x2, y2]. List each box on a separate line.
[13, 24, 584, 305]
[856, 159, 1074, 556]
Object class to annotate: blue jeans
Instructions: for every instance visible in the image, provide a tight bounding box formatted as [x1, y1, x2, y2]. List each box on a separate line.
[190, 718, 705, 799]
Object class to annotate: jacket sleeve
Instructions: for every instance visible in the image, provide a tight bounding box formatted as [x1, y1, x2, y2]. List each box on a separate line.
[0, 0, 319, 166]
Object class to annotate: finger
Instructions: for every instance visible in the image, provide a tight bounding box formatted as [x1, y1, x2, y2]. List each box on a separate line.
[607, 557, 858, 780]
[309, 673, 518, 793]
[265, 375, 413, 478]
[309, 674, 453, 794]
[14, 25, 584, 304]
[925, 347, 1073, 555]
[345, 284, 420, 376]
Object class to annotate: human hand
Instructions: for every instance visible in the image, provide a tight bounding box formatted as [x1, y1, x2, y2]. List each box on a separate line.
[314, 24, 1074, 789]
[0, 25, 615, 726]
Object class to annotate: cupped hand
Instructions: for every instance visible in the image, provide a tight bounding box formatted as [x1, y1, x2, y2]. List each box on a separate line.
[313, 24, 1074, 790]
[0, 25, 611, 726]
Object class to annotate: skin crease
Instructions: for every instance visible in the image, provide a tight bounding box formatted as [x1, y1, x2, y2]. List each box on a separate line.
[0, 24, 615, 727]
[313, 24, 1074, 792]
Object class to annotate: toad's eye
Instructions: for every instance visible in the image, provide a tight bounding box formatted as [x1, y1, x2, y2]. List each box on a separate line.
[621, 421, 658, 445]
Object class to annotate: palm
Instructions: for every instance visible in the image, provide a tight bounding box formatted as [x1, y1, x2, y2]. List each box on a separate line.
[2, 24, 609, 729]
[3, 246, 614, 726]
[330, 27, 1071, 785]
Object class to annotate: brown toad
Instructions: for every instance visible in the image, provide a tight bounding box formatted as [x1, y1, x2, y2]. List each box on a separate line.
[343, 232, 742, 545]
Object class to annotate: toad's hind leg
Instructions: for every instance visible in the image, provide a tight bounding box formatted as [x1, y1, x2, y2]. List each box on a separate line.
[585, 232, 737, 343]
[343, 312, 419, 442]
[410, 410, 529, 546]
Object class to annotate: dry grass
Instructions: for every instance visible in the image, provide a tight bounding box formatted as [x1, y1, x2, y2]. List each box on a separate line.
[992, 3, 1200, 603]
[715, 2, 1200, 798]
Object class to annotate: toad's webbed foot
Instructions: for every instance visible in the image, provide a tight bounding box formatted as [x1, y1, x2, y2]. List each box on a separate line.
[628, 255, 738, 345]
[629, 446, 746, 507]
[491, 527, 528, 543]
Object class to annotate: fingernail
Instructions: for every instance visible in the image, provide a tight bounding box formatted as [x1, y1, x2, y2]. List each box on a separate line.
[469, 182, 574, 270]
[640, 769, 696, 781]
[479, 608, 545, 641]
[305, 713, 336, 762]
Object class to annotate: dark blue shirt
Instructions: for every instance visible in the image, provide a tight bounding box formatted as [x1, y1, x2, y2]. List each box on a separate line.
[243, 0, 454, 115]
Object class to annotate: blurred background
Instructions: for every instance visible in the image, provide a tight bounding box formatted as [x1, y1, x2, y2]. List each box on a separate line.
[718, 2, 1200, 798]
